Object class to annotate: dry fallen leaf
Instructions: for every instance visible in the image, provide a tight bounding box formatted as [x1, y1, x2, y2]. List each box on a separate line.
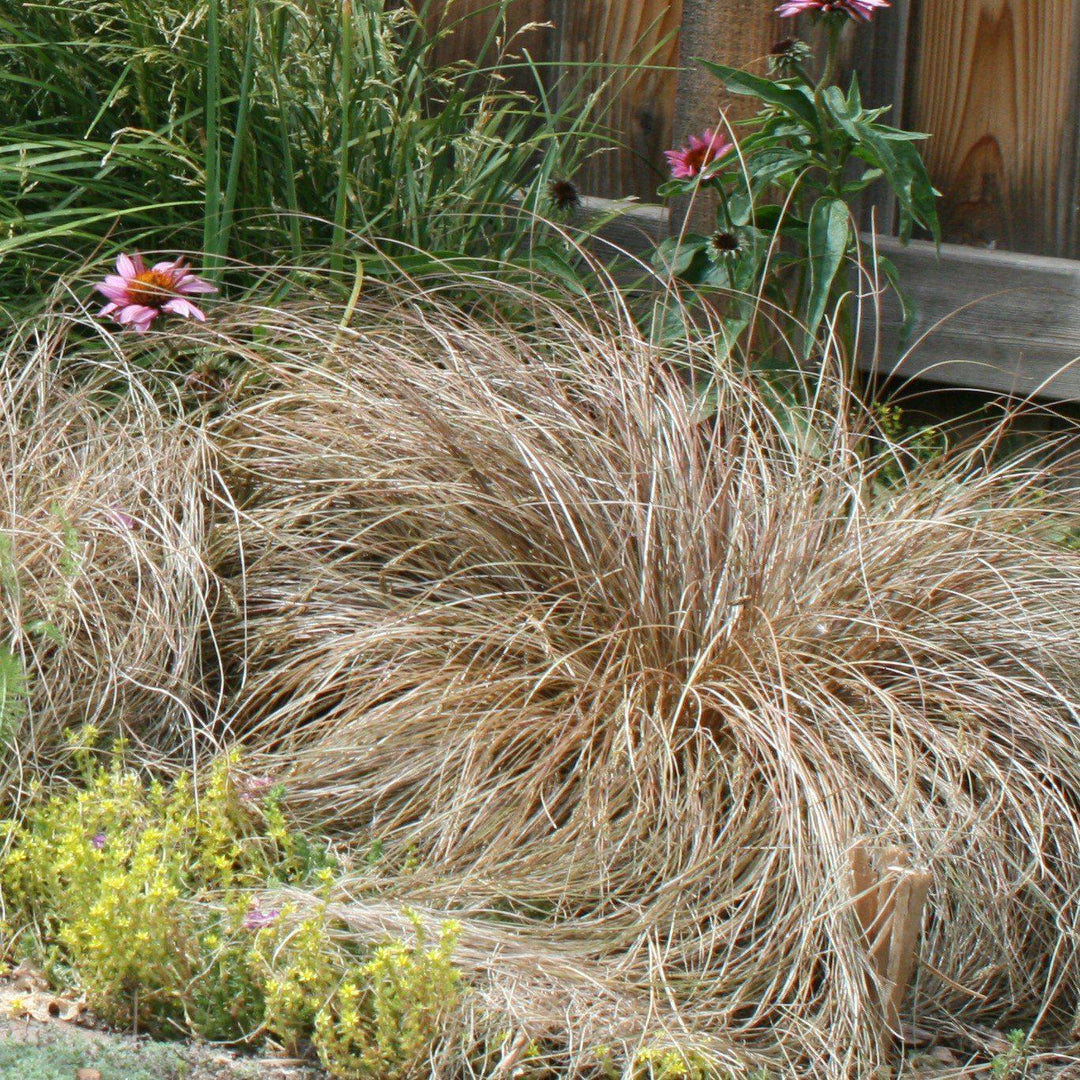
[10, 960, 48, 993]
[6, 990, 83, 1023]
[929, 1046, 959, 1065]
[75, 1069, 102, 1080]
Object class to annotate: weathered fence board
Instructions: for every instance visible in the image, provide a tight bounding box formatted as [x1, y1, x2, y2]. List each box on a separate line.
[431, 1, 779, 203]
[904, 0, 1080, 257]
[429, 0, 1080, 400]
[428, 0, 553, 96]
[551, 0, 685, 201]
[865, 237, 1080, 401]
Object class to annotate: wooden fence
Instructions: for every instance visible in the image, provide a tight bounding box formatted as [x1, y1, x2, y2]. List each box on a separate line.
[433, 0, 1080, 400]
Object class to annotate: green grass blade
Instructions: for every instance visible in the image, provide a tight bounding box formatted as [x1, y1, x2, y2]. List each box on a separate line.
[203, 0, 223, 274]
[330, 0, 354, 275]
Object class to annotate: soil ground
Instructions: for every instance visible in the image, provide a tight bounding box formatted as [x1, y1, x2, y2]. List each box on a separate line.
[2, 972, 1080, 1079]
[0, 974, 325, 1079]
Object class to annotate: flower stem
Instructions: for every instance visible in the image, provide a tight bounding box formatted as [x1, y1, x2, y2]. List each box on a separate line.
[816, 19, 844, 93]
[811, 19, 845, 179]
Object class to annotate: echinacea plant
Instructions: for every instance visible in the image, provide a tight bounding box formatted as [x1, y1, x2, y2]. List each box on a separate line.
[656, 0, 938, 374]
[95, 253, 216, 333]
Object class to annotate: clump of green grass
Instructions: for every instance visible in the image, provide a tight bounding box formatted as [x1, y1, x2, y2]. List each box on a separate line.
[0, 0, 609, 305]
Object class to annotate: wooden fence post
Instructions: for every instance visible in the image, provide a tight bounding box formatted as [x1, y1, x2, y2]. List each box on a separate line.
[849, 842, 932, 1042]
[669, 1, 783, 233]
[902, 0, 1080, 257]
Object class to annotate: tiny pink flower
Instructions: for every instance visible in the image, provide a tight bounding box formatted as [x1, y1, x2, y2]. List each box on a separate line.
[90, 831, 107, 850]
[107, 504, 139, 530]
[664, 129, 733, 180]
[238, 775, 275, 802]
[775, 0, 889, 20]
[243, 904, 280, 930]
[95, 253, 216, 333]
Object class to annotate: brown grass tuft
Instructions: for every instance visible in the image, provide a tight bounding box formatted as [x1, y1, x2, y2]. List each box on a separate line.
[202, 279, 1080, 1074]
[0, 317, 223, 792]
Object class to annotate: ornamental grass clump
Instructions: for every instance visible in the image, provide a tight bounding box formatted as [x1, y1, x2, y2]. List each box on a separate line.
[0, 322, 221, 793]
[201, 279, 1080, 1075]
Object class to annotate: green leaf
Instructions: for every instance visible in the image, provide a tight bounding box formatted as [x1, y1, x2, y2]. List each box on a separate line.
[726, 192, 755, 227]
[657, 178, 696, 198]
[889, 138, 941, 242]
[525, 244, 588, 296]
[846, 74, 863, 114]
[823, 86, 860, 139]
[840, 168, 884, 195]
[876, 254, 919, 347]
[698, 61, 819, 129]
[853, 122, 940, 242]
[871, 123, 932, 141]
[743, 146, 815, 187]
[649, 297, 690, 347]
[653, 235, 708, 277]
[0, 644, 28, 745]
[805, 196, 850, 355]
[25, 619, 65, 647]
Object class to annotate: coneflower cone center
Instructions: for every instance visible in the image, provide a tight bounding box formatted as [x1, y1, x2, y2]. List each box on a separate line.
[684, 145, 716, 175]
[127, 269, 180, 308]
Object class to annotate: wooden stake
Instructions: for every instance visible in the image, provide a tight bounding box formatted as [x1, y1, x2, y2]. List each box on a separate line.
[848, 843, 932, 1040]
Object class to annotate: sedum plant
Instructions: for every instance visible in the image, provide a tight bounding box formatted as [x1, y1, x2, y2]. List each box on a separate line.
[0, 737, 462, 1076]
[656, 0, 939, 369]
[0, 741, 310, 1037]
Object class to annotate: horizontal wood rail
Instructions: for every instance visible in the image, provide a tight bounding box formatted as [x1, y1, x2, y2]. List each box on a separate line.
[866, 237, 1080, 402]
[576, 198, 1080, 402]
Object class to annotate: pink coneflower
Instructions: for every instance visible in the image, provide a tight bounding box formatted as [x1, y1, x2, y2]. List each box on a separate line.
[95, 253, 216, 333]
[775, 0, 889, 20]
[664, 129, 733, 180]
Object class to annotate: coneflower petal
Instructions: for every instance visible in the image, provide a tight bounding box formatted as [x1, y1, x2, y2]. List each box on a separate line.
[176, 277, 218, 294]
[163, 297, 206, 321]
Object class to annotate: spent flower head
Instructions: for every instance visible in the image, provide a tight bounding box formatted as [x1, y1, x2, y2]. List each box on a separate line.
[775, 0, 890, 19]
[664, 129, 733, 180]
[707, 231, 747, 262]
[95, 253, 216, 333]
[546, 178, 581, 211]
[767, 38, 813, 75]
